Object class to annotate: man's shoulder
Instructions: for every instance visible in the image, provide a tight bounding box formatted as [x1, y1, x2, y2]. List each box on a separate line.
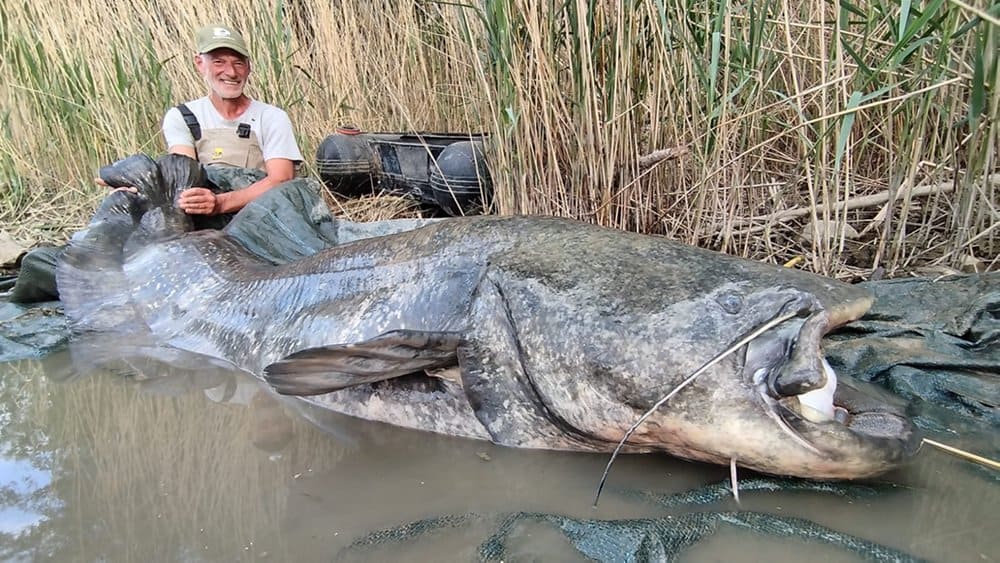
[164, 97, 211, 118]
[180, 97, 213, 112]
[248, 99, 291, 118]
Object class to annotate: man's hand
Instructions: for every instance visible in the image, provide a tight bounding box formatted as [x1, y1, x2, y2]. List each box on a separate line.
[178, 187, 219, 215]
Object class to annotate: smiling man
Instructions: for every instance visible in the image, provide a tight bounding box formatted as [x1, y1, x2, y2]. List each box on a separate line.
[9, 24, 308, 304]
[161, 24, 304, 216]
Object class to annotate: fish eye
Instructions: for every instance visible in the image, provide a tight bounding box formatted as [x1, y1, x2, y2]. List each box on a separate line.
[715, 293, 744, 314]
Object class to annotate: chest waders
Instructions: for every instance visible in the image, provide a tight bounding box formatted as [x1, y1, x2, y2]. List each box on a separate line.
[176, 103, 265, 170]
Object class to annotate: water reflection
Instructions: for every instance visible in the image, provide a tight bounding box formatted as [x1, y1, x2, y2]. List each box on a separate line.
[0, 344, 348, 561]
[0, 457, 56, 536]
[0, 340, 996, 561]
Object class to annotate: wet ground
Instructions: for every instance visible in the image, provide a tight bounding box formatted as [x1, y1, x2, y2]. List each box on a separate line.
[0, 344, 997, 562]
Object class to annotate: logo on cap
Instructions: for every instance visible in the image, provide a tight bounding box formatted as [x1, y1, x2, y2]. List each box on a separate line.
[212, 27, 232, 38]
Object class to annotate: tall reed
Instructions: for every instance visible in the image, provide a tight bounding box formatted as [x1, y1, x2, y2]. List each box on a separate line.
[0, 0, 995, 276]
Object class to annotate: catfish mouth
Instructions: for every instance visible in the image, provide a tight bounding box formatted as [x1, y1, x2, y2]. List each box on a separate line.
[743, 299, 919, 466]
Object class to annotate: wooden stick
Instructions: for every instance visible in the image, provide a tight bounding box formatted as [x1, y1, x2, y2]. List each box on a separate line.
[722, 174, 1000, 236]
[636, 146, 688, 171]
[922, 438, 1000, 471]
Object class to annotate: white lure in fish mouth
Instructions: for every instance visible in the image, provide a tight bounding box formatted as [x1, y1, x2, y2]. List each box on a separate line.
[744, 311, 850, 447]
[751, 358, 840, 424]
[795, 357, 838, 423]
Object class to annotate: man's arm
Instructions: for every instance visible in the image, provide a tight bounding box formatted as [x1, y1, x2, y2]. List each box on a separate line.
[168, 144, 197, 160]
[176, 157, 296, 215]
[213, 158, 296, 214]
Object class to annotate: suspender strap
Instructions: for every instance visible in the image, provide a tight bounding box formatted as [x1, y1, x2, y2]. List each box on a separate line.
[176, 103, 202, 141]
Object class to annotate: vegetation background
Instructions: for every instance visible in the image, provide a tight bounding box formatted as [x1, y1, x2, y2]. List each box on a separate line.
[1, 0, 996, 278]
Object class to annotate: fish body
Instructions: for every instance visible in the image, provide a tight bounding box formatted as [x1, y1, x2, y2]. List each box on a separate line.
[57, 155, 919, 478]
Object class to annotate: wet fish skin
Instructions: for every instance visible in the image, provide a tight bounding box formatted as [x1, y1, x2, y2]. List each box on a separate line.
[57, 154, 919, 479]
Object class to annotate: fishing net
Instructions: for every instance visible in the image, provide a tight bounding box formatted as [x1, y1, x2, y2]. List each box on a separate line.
[0, 298, 66, 360]
[220, 173, 433, 264]
[336, 478, 923, 562]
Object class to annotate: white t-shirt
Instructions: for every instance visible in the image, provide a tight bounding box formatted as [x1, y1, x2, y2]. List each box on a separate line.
[162, 97, 304, 165]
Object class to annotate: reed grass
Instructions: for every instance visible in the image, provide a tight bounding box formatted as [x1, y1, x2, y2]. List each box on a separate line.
[0, 0, 995, 277]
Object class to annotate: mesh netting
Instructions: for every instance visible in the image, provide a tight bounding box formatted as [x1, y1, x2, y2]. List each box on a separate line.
[336, 478, 922, 562]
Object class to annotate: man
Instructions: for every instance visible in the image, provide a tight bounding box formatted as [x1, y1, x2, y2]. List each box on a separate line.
[9, 24, 303, 302]
[163, 24, 303, 215]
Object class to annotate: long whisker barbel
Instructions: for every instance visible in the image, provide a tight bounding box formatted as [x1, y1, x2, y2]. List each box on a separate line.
[593, 310, 800, 508]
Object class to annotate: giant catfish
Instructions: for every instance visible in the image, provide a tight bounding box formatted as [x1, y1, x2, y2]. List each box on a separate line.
[56, 154, 919, 479]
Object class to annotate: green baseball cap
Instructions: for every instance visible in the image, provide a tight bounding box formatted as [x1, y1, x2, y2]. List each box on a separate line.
[195, 25, 250, 58]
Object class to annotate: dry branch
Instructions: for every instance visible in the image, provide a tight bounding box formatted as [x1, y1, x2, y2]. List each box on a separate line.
[725, 174, 1000, 236]
[636, 146, 689, 171]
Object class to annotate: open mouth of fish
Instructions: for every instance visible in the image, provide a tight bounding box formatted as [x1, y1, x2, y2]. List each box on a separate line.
[742, 297, 919, 460]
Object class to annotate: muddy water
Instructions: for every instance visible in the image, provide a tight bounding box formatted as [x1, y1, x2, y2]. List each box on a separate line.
[0, 345, 996, 562]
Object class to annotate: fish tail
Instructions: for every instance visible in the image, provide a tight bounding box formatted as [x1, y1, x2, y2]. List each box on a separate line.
[56, 191, 146, 331]
[155, 153, 206, 208]
[58, 153, 203, 330]
[97, 153, 205, 208]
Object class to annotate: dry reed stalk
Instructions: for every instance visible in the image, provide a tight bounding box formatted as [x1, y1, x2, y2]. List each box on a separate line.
[327, 193, 428, 223]
[0, 0, 994, 277]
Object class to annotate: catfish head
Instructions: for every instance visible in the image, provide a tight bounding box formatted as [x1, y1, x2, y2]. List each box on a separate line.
[534, 280, 920, 479]
[735, 287, 920, 478]
[473, 234, 921, 480]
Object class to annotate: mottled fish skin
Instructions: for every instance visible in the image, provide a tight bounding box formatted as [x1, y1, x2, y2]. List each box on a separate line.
[58, 155, 919, 479]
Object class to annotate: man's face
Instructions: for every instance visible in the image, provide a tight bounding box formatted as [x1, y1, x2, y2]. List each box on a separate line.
[196, 49, 250, 100]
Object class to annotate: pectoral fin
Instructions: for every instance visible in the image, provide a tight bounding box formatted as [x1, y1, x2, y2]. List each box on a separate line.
[263, 330, 462, 396]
